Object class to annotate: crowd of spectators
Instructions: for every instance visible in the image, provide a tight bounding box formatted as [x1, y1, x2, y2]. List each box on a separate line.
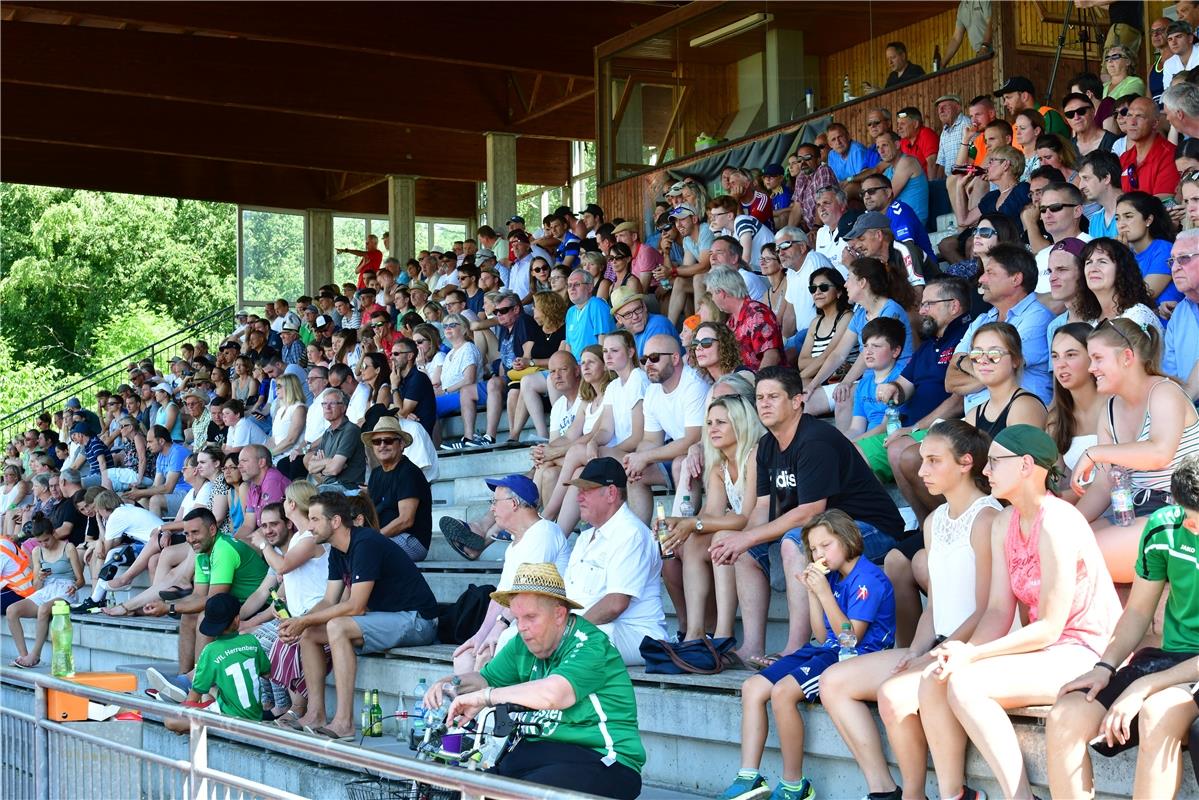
[6, 13, 1199, 798]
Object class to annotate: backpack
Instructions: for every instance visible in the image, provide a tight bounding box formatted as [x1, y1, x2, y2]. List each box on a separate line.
[436, 583, 496, 645]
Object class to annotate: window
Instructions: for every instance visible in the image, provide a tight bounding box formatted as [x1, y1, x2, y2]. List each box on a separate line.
[239, 208, 306, 304]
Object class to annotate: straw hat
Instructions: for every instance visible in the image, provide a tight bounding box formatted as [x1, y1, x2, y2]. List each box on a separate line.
[360, 415, 413, 449]
[490, 563, 582, 609]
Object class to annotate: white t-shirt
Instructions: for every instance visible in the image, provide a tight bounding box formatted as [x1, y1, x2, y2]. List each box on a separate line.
[277, 530, 330, 617]
[418, 351, 447, 381]
[601, 369, 650, 446]
[643, 366, 709, 442]
[302, 402, 331, 447]
[1165, 46, 1199, 89]
[498, 519, 571, 591]
[565, 503, 666, 636]
[441, 343, 483, 390]
[1035, 232, 1093, 293]
[815, 224, 848, 265]
[104, 504, 164, 543]
[739, 268, 769, 302]
[399, 417, 439, 483]
[228, 418, 268, 448]
[731, 215, 775, 269]
[784, 250, 838, 332]
[550, 394, 582, 440]
[346, 382, 372, 426]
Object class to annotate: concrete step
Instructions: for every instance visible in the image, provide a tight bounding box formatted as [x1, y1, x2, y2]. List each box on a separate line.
[432, 445, 534, 481]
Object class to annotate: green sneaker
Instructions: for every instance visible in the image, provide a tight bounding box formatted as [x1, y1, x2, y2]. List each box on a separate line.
[717, 773, 770, 800]
[768, 779, 814, 800]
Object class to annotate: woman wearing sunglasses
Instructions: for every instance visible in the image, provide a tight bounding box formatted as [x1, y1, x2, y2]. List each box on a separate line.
[433, 313, 485, 447]
[411, 323, 445, 388]
[1103, 44, 1145, 101]
[689, 321, 744, 385]
[1071, 318, 1199, 582]
[596, 242, 644, 305]
[962, 322, 1048, 438]
[759, 243, 796, 342]
[529, 256, 554, 296]
[1077, 238, 1163, 335]
[795, 267, 853, 386]
[108, 416, 151, 492]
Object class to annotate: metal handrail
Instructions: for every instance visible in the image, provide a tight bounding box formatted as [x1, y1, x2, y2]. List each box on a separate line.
[2, 670, 606, 800]
[0, 304, 234, 441]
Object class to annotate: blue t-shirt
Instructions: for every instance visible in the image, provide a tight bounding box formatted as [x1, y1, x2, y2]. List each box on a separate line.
[556, 232, 582, 264]
[828, 141, 880, 182]
[1087, 208, 1118, 239]
[155, 443, 192, 494]
[566, 297, 615, 356]
[633, 314, 680, 356]
[821, 557, 896, 653]
[1163, 298, 1199, 383]
[1134, 238, 1182, 306]
[854, 363, 905, 428]
[849, 299, 913, 370]
[899, 315, 970, 423]
[83, 437, 112, 474]
[682, 227, 714, 263]
[885, 200, 936, 265]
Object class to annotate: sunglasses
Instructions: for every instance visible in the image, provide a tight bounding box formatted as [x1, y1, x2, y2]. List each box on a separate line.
[495, 306, 517, 315]
[371, 437, 401, 446]
[1167, 252, 1199, 269]
[1105, 53, 1126, 62]
[796, 154, 815, 162]
[370, 322, 386, 329]
[532, 265, 548, 273]
[640, 352, 673, 365]
[444, 322, 461, 329]
[778, 240, 801, 250]
[968, 348, 1011, 364]
[808, 283, 834, 294]
[692, 337, 718, 349]
[862, 186, 887, 196]
[1063, 106, 1091, 119]
[1040, 202, 1079, 214]
[974, 227, 998, 239]
[413, 338, 428, 345]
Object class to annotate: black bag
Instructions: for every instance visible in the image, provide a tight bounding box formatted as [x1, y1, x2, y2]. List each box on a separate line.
[436, 583, 496, 645]
[639, 635, 739, 675]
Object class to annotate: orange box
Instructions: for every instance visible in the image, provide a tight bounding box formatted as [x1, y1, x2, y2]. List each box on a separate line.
[46, 672, 137, 722]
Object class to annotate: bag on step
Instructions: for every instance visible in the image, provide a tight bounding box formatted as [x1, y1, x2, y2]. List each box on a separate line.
[639, 635, 739, 675]
[436, 583, 496, 645]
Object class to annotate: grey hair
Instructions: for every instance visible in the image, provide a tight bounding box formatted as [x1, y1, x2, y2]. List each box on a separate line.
[1105, 43, 1136, 70]
[870, 106, 892, 120]
[1164, 81, 1199, 118]
[712, 372, 756, 404]
[1177, 227, 1199, 245]
[704, 266, 749, 300]
[775, 226, 806, 242]
[483, 291, 506, 305]
[570, 267, 595, 286]
[815, 184, 848, 206]
[319, 387, 348, 405]
[497, 290, 520, 306]
[31, 473, 51, 489]
[60, 468, 81, 484]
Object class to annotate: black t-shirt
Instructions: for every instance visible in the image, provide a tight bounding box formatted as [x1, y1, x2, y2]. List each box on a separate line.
[327, 527, 438, 618]
[367, 458, 432, 550]
[397, 368, 437, 434]
[885, 63, 925, 88]
[527, 325, 566, 361]
[755, 414, 904, 536]
[1107, 1, 1142, 30]
[47, 499, 83, 546]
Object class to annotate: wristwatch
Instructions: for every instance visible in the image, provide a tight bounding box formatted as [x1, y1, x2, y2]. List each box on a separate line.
[694, 519, 705, 533]
[168, 602, 176, 616]
[495, 614, 511, 627]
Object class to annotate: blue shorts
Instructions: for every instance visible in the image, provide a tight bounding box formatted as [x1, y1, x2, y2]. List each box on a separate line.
[435, 386, 487, 417]
[758, 643, 839, 699]
[748, 520, 900, 573]
[785, 328, 808, 353]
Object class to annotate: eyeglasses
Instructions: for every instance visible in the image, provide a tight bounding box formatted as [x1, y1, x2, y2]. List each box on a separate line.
[919, 297, 956, 309]
[1039, 202, 1079, 214]
[968, 348, 1011, 364]
[808, 283, 834, 294]
[532, 265, 548, 273]
[796, 154, 815, 162]
[1063, 106, 1091, 119]
[1167, 252, 1199, 269]
[692, 337, 718, 349]
[986, 454, 1024, 470]
[1105, 53, 1126, 62]
[370, 322, 386, 329]
[495, 306, 517, 315]
[640, 352, 674, 365]
[974, 227, 998, 239]
[371, 437, 401, 447]
[320, 401, 346, 408]
[616, 305, 645, 321]
[566, 280, 588, 288]
[488, 495, 517, 508]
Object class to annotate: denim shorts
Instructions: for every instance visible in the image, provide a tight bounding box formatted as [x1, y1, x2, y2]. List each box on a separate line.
[747, 520, 899, 571]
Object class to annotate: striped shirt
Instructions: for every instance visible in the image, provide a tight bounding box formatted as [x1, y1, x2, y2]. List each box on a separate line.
[1107, 380, 1199, 493]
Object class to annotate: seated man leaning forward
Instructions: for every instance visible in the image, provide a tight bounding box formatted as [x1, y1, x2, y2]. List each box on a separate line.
[563, 457, 669, 665]
[424, 562, 645, 800]
[277, 492, 438, 740]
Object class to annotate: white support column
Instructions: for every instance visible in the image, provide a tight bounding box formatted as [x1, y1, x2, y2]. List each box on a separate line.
[485, 132, 517, 228]
[388, 175, 417, 265]
[305, 209, 334, 293]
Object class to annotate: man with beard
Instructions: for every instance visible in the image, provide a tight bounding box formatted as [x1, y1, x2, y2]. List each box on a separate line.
[786, 142, 838, 233]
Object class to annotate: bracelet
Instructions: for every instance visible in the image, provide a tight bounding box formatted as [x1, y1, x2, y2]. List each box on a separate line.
[1095, 661, 1117, 675]
[484, 686, 493, 706]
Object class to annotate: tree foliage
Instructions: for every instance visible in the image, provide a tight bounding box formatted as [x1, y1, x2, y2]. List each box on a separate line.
[0, 184, 237, 420]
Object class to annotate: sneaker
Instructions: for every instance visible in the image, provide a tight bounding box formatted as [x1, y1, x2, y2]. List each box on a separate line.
[462, 434, 492, 448]
[718, 774, 770, 800]
[861, 789, 902, 800]
[70, 598, 106, 615]
[145, 667, 187, 704]
[769, 780, 814, 800]
[961, 788, 987, 800]
[441, 437, 474, 451]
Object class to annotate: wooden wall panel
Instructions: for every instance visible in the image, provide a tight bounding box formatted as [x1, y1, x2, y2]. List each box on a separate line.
[821, 8, 959, 105]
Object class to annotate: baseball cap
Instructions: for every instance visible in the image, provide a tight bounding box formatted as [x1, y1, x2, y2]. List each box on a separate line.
[611, 221, 640, 235]
[484, 475, 539, 507]
[553, 205, 572, 218]
[843, 211, 891, 240]
[994, 76, 1036, 97]
[70, 422, 91, 436]
[281, 321, 300, 333]
[475, 248, 496, 262]
[564, 457, 627, 490]
[576, 203, 604, 217]
[235, 310, 249, 319]
[935, 93, 963, 107]
[507, 215, 526, 225]
[198, 593, 242, 638]
[65, 397, 81, 410]
[314, 314, 332, 329]
[1050, 237, 1087, 259]
[669, 204, 697, 219]
[665, 181, 686, 197]
[762, 164, 785, 177]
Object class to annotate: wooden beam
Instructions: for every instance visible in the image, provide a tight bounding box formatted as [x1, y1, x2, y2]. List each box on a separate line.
[511, 87, 596, 126]
[655, 84, 690, 163]
[326, 175, 388, 204]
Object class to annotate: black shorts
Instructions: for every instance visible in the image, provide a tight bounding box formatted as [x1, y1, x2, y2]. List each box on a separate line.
[891, 533, 925, 562]
[1083, 647, 1199, 757]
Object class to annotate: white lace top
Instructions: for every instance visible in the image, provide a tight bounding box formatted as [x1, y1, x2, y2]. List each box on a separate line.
[928, 494, 1002, 636]
[722, 462, 743, 515]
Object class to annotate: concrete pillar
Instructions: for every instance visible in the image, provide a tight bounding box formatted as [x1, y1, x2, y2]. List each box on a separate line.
[306, 209, 334, 293]
[485, 132, 517, 229]
[388, 175, 417, 264]
[767, 27, 809, 124]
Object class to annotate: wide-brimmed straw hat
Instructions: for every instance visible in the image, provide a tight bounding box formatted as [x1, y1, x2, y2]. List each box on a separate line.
[490, 562, 582, 609]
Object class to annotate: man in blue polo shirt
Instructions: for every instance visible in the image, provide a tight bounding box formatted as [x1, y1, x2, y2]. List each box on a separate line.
[609, 286, 677, 354]
[826, 122, 881, 184]
[1165, 231, 1199, 401]
[860, 173, 937, 269]
[564, 269, 614, 356]
[547, 213, 581, 268]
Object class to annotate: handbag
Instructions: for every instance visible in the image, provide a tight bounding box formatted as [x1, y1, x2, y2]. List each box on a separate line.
[639, 635, 738, 675]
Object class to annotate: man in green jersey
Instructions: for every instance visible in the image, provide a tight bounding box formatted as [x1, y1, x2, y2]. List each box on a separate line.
[142, 507, 268, 700]
[1048, 455, 1199, 800]
[424, 563, 644, 800]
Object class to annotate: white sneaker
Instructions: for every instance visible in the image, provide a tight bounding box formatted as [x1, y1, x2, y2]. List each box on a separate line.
[145, 667, 186, 704]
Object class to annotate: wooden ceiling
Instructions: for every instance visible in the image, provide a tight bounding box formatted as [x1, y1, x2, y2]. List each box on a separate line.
[0, 1, 674, 215]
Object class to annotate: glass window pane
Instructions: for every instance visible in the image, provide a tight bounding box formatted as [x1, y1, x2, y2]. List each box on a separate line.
[413, 222, 430, 254]
[240, 209, 305, 303]
[333, 216, 368, 288]
[431, 222, 466, 251]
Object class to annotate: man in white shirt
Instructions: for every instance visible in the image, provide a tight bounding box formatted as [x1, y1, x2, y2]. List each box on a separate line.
[776, 226, 836, 348]
[564, 457, 668, 665]
[812, 185, 851, 265]
[1164, 19, 1199, 87]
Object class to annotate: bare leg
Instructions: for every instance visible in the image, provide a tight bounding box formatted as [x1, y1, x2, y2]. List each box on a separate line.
[771, 676, 809, 782]
[460, 386, 478, 440]
[555, 484, 581, 535]
[730, 540, 771, 661]
[884, 549, 921, 648]
[626, 480, 654, 525]
[517, 373, 550, 440]
[1133, 686, 1196, 799]
[1091, 517, 1149, 583]
[682, 532, 715, 641]
[5, 598, 36, 661]
[780, 536, 812, 654]
[533, 463, 562, 512]
[324, 616, 364, 735]
[918, 668, 970, 800]
[1046, 689, 1106, 798]
[739, 675, 774, 771]
[542, 443, 588, 522]
[667, 277, 692, 327]
[27, 601, 56, 662]
[504, 387, 523, 442]
[122, 546, 194, 611]
[878, 665, 933, 797]
[485, 377, 504, 440]
[820, 651, 906, 795]
[295, 624, 331, 728]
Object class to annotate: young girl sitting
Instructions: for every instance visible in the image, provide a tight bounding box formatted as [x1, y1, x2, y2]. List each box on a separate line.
[719, 510, 896, 800]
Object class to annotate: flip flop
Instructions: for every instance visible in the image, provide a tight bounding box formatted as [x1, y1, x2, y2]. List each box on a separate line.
[158, 586, 192, 601]
[439, 517, 486, 560]
[9, 658, 38, 669]
[305, 725, 354, 741]
[744, 653, 782, 671]
[274, 712, 306, 730]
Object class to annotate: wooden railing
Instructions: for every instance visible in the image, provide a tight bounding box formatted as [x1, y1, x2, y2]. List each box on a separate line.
[598, 53, 995, 224]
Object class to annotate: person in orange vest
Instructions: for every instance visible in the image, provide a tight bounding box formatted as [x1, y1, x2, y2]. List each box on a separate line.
[0, 527, 35, 613]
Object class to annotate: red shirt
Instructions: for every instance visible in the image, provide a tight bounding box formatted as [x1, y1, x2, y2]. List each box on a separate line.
[355, 250, 383, 287]
[741, 190, 774, 230]
[728, 299, 783, 370]
[899, 125, 940, 174]
[1120, 134, 1180, 196]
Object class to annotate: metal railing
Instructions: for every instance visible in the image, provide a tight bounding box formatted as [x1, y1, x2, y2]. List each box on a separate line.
[1, 671, 605, 800]
[0, 304, 235, 444]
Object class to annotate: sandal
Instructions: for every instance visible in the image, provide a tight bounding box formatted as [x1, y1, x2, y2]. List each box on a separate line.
[744, 653, 782, 671]
[439, 517, 486, 560]
[103, 603, 130, 617]
[158, 586, 192, 602]
[274, 710, 306, 730]
[10, 656, 39, 669]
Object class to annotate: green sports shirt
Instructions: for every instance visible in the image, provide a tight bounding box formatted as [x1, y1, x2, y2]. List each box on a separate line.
[192, 633, 270, 721]
[1137, 505, 1199, 652]
[481, 615, 645, 772]
[194, 536, 269, 602]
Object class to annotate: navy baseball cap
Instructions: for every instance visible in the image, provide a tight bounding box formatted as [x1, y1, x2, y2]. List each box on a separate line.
[484, 474, 540, 506]
[564, 457, 627, 490]
[198, 593, 242, 637]
[762, 164, 785, 177]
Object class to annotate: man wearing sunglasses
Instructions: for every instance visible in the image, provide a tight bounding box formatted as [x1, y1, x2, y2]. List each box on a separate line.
[776, 226, 835, 349]
[362, 419, 431, 563]
[1164, 230, 1199, 400]
[786, 142, 838, 233]
[1119, 96, 1180, 198]
[471, 291, 537, 448]
[1033, 183, 1091, 295]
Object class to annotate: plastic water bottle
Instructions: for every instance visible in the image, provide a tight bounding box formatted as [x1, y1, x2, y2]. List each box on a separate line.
[842, 74, 851, 103]
[678, 494, 695, 518]
[394, 693, 409, 743]
[885, 402, 902, 436]
[1109, 465, 1136, 527]
[837, 622, 858, 662]
[409, 679, 428, 751]
[359, 689, 371, 734]
[50, 600, 74, 677]
[805, 88, 814, 115]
